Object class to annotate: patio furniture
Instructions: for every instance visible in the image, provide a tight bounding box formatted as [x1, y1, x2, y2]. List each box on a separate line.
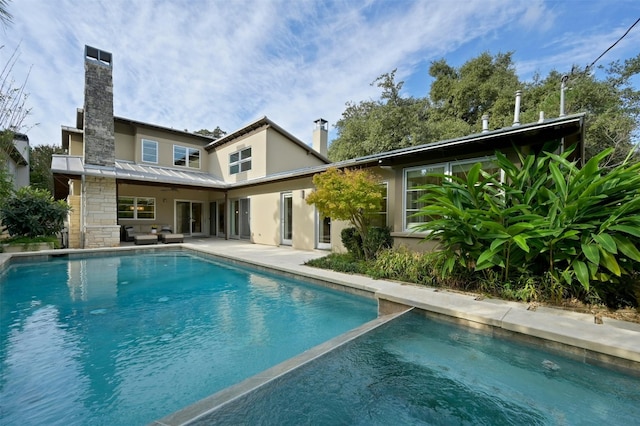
[134, 234, 158, 245]
[163, 233, 184, 244]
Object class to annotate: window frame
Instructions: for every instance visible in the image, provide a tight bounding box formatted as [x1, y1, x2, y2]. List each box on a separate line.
[403, 156, 498, 231]
[229, 147, 252, 175]
[366, 181, 388, 228]
[141, 139, 158, 164]
[173, 144, 201, 169]
[117, 196, 156, 220]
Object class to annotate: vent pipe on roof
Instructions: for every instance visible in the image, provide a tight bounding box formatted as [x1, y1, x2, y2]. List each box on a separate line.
[512, 90, 522, 126]
[560, 75, 568, 117]
[481, 114, 489, 132]
[538, 111, 545, 123]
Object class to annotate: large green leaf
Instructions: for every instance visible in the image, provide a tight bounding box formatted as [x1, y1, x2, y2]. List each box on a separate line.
[581, 243, 600, 266]
[612, 235, 640, 262]
[609, 225, 640, 238]
[512, 234, 530, 253]
[599, 248, 621, 276]
[573, 260, 590, 291]
[593, 233, 617, 254]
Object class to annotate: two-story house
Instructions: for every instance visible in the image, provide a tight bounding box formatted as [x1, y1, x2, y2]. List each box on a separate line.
[52, 46, 585, 251]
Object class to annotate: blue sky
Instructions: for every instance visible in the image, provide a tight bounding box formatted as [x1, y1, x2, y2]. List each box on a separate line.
[2, 0, 640, 147]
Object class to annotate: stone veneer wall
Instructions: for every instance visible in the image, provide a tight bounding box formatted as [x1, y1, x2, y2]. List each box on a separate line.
[84, 52, 115, 167]
[83, 176, 120, 248]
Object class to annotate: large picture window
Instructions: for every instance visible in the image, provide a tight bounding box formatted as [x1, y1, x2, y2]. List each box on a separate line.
[141, 139, 158, 163]
[366, 182, 388, 227]
[173, 145, 200, 169]
[404, 157, 497, 230]
[229, 147, 252, 174]
[118, 197, 156, 220]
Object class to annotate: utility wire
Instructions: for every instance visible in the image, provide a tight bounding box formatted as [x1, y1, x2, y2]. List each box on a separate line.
[585, 17, 640, 72]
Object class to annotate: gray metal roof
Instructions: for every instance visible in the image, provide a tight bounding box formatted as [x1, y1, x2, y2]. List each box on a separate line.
[51, 156, 226, 188]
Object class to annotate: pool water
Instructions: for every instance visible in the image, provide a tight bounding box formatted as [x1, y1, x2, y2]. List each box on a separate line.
[0, 251, 378, 425]
[207, 311, 640, 425]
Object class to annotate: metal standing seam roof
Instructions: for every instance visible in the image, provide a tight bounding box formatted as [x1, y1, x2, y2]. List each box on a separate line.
[51, 156, 227, 188]
[51, 113, 585, 190]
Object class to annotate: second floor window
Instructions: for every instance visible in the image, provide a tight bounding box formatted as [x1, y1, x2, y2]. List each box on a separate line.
[229, 147, 252, 174]
[174, 145, 200, 169]
[142, 139, 158, 163]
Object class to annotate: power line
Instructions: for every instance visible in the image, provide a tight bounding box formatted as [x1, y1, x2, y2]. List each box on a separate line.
[586, 17, 640, 72]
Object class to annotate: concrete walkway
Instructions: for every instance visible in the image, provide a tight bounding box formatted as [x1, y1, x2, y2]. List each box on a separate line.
[3, 237, 640, 369]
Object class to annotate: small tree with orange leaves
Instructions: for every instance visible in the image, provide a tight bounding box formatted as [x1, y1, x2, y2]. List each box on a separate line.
[306, 167, 384, 259]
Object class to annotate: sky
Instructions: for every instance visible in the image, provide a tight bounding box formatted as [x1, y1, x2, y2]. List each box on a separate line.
[2, 0, 640, 147]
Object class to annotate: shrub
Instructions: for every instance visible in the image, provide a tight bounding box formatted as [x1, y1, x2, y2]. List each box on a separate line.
[415, 146, 640, 308]
[0, 187, 70, 238]
[363, 226, 393, 258]
[305, 253, 368, 275]
[341, 227, 364, 259]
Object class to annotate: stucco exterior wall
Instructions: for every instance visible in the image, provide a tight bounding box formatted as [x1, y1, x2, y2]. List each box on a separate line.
[209, 129, 267, 182]
[265, 128, 326, 175]
[133, 127, 210, 171]
[114, 122, 135, 161]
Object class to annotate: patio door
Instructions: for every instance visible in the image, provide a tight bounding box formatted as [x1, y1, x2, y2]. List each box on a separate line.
[230, 198, 250, 239]
[281, 192, 293, 245]
[316, 210, 331, 250]
[210, 201, 225, 237]
[176, 201, 203, 236]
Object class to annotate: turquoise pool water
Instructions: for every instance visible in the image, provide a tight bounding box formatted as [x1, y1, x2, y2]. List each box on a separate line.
[0, 251, 378, 425]
[208, 311, 640, 425]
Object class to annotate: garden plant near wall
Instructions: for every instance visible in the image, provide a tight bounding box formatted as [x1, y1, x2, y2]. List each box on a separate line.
[0, 186, 70, 242]
[415, 146, 640, 308]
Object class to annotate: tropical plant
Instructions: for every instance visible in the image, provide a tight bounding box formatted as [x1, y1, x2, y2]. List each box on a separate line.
[0, 186, 70, 238]
[306, 167, 383, 259]
[415, 147, 640, 306]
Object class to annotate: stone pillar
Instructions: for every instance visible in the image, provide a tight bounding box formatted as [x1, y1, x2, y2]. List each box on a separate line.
[82, 176, 120, 248]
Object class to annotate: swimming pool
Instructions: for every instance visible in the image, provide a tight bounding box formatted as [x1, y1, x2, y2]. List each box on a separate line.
[203, 310, 640, 425]
[0, 251, 378, 425]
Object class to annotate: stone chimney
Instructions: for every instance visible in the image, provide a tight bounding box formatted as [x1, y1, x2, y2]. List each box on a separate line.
[312, 118, 328, 157]
[83, 45, 115, 166]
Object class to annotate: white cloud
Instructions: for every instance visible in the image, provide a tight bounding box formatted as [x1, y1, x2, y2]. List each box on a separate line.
[2, 0, 638, 148]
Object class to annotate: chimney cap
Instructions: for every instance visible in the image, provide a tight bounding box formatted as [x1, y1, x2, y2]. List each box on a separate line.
[314, 118, 328, 130]
[85, 45, 112, 67]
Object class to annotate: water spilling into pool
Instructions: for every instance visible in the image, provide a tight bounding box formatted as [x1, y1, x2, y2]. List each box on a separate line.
[0, 251, 377, 425]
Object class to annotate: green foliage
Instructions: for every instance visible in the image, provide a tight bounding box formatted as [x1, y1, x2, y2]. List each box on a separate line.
[305, 253, 368, 275]
[341, 227, 363, 259]
[329, 52, 640, 164]
[341, 226, 392, 260]
[415, 147, 640, 307]
[0, 186, 70, 238]
[29, 144, 65, 193]
[362, 226, 393, 259]
[369, 247, 434, 285]
[307, 167, 383, 259]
